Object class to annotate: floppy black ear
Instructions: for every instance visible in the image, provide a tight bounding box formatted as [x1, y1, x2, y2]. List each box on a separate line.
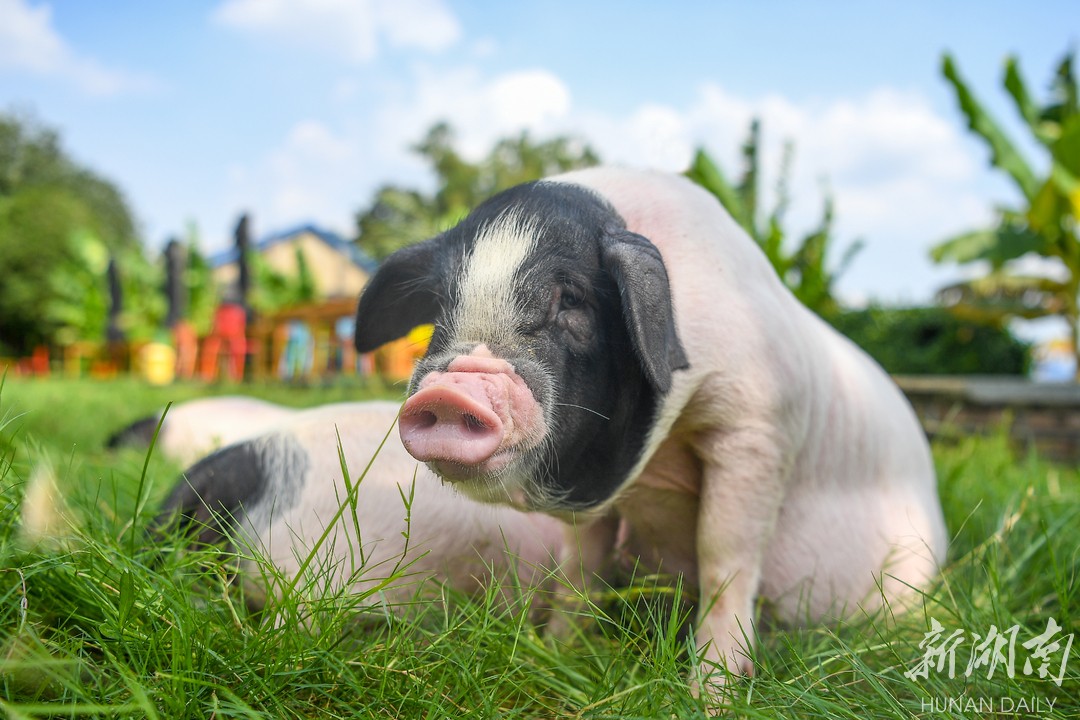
[354, 238, 443, 352]
[600, 230, 690, 394]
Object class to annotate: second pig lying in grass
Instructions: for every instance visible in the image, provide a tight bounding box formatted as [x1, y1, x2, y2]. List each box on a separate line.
[107, 395, 297, 467]
[155, 401, 568, 610]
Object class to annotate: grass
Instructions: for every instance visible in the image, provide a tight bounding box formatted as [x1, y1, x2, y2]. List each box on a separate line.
[0, 375, 1077, 718]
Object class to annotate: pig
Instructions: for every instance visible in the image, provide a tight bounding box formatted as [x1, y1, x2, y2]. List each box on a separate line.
[156, 401, 567, 611]
[107, 396, 296, 467]
[352, 167, 948, 693]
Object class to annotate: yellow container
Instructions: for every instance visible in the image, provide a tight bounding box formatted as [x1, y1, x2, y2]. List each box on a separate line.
[139, 342, 177, 385]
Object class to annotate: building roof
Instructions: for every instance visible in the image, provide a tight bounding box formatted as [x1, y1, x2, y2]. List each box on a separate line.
[209, 224, 378, 274]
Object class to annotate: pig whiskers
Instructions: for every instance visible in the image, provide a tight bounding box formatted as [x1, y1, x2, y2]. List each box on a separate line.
[553, 402, 610, 421]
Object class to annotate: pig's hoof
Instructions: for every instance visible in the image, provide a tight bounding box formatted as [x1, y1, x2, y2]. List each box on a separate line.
[689, 653, 752, 715]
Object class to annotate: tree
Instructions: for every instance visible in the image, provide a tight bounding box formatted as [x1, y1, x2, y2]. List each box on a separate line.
[930, 50, 1080, 375]
[355, 123, 599, 260]
[0, 112, 138, 251]
[0, 113, 142, 355]
[684, 119, 862, 317]
[0, 185, 97, 353]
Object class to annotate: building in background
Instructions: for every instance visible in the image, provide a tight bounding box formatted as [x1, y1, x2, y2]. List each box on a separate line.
[210, 224, 377, 301]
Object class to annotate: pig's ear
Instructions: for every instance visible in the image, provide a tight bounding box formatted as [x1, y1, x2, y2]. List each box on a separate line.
[601, 230, 690, 394]
[354, 239, 442, 352]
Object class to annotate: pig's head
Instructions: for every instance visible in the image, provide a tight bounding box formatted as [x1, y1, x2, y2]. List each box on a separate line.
[354, 180, 688, 513]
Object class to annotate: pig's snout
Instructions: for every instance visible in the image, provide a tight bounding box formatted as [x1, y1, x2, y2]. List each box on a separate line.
[399, 385, 505, 468]
[399, 353, 544, 481]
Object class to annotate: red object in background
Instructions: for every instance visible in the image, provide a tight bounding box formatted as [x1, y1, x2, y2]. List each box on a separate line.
[199, 304, 247, 381]
[173, 320, 198, 380]
[31, 345, 50, 375]
[15, 345, 51, 376]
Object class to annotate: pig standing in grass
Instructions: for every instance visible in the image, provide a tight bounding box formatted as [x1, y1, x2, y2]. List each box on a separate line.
[155, 401, 567, 610]
[352, 167, 948, 694]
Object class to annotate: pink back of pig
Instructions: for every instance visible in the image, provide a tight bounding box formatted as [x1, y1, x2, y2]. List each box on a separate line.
[158, 396, 296, 466]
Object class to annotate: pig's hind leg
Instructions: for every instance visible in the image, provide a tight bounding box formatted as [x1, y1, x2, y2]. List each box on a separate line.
[758, 480, 945, 626]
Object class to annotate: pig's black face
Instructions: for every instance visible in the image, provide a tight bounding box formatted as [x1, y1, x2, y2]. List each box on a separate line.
[355, 181, 688, 512]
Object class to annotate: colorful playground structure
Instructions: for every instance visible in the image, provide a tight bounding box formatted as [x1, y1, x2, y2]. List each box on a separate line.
[3, 298, 431, 385]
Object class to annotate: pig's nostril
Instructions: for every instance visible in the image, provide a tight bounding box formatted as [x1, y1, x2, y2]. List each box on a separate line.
[462, 413, 489, 433]
[398, 384, 506, 467]
[411, 411, 438, 430]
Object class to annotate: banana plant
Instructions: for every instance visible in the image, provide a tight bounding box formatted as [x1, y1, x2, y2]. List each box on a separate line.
[685, 119, 862, 317]
[182, 222, 219, 336]
[931, 50, 1080, 376]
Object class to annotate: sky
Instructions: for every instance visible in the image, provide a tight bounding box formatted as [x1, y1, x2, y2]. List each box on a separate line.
[0, 0, 1077, 338]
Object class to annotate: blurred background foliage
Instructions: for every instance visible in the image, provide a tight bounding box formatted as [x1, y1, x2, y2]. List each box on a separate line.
[177, 223, 218, 337]
[828, 305, 1030, 375]
[248, 245, 318, 315]
[0, 113, 151, 355]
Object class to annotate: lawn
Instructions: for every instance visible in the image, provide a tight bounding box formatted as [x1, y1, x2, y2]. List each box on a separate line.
[0, 376, 1077, 718]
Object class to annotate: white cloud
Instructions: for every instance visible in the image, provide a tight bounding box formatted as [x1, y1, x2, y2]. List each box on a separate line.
[212, 0, 460, 63]
[375, 0, 460, 52]
[227, 119, 363, 234]
[572, 83, 983, 236]
[483, 71, 572, 137]
[602, 103, 696, 171]
[268, 121, 360, 224]
[221, 66, 574, 243]
[0, 0, 155, 96]
[375, 65, 573, 162]
[469, 37, 498, 60]
[0, 0, 64, 73]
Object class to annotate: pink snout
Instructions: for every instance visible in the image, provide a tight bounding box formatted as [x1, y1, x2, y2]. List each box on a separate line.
[399, 351, 544, 481]
[399, 385, 505, 470]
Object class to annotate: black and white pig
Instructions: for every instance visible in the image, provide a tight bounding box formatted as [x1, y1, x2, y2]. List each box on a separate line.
[107, 396, 296, 467]
[156, 401, 567, 611]
[352, 167, 948, 691]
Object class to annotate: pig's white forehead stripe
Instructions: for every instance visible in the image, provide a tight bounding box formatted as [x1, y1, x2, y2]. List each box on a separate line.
[453, 209, 541, 344]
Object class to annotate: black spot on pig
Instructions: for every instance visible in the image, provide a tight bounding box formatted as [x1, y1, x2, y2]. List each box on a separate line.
[156, 433, 307, 548]
[106, 415, 159, 450]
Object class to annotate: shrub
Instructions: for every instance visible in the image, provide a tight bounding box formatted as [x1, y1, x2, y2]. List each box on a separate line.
[826, 305, 1030, 375]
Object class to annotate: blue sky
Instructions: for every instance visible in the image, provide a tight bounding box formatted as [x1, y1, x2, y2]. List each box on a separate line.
[1, 0, 1077, 333]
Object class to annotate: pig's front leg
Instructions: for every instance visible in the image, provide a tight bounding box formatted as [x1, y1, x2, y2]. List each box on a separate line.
[692, 427, 787, 696]
[543, 512, 619, 639]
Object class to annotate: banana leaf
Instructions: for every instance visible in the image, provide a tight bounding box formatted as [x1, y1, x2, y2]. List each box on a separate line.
[736, 120, 760, 234]
[762, 213, 789, 274]
[1042, 52, 1078, 127]
[1027, 180, 1069, 248]
[942, 53, 1040, 201]
[936, 273, 1071, 324]
[1051, 116, 1080, 180]
[1005, 57, 1057, 144]
[930, 224, 1047, 267]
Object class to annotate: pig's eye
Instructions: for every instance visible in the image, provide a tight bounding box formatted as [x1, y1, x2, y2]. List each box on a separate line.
[559, 285, 585, 311]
